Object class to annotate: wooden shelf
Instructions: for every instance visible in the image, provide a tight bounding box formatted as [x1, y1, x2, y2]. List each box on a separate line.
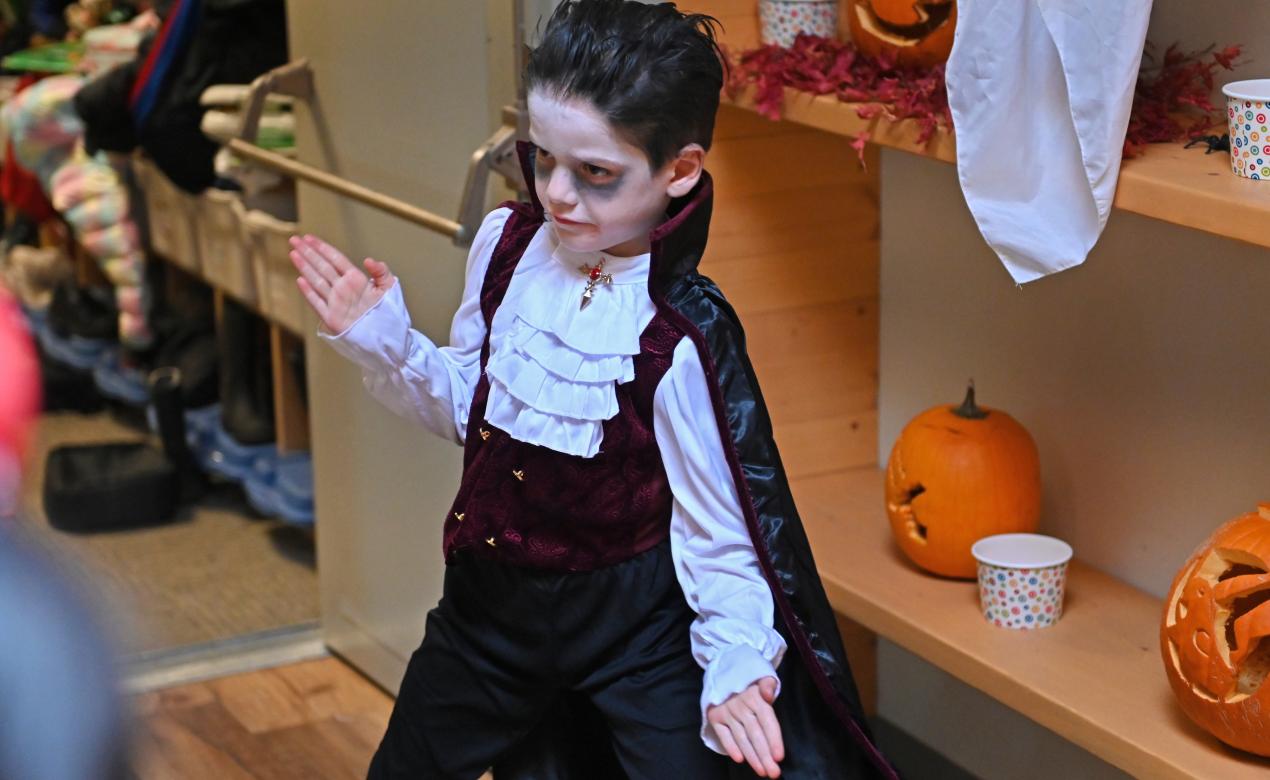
[725, 85, 1270, 252]
[726, 85, 957, 163]
[1115, 143, 1270, 251]
[794, 467, 1270, 779]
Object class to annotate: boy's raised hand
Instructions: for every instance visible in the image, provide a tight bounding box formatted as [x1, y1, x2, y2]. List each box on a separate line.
[289, 235, 395, 335]
[707, 676, 784, 778]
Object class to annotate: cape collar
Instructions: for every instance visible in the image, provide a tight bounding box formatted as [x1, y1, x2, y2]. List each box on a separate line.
[515, 141, 713, 297]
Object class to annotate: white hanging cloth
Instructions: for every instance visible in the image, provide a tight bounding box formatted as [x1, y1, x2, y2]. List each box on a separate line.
[945, 0, 1154, 283]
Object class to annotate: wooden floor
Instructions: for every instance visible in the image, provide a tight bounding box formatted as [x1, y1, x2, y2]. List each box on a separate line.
[130, 657, 395, 780]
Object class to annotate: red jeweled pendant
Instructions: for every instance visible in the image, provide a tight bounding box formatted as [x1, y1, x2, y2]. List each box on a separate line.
[578, 259, 613, 311]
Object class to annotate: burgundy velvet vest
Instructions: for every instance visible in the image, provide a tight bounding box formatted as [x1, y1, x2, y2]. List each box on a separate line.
[441, 204, 685, 571]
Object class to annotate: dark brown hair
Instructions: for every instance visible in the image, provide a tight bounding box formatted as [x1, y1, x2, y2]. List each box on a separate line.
[525, 0, 725, 170]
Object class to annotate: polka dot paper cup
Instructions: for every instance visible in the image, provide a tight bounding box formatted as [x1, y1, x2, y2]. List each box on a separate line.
[1223, 79, 1270, 181]
[971, 534, 1073, 630]
[759, 0, 838, 48]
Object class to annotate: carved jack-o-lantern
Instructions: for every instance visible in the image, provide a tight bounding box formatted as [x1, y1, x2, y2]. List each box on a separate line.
[847, 0, 957, 69]
[1161, 504, 1270, 756]
[884, 384, 1041, 579]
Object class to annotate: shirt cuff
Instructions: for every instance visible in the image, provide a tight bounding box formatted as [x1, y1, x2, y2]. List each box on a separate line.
[699, 644, 782, 755]
[316, 280, 409, 369]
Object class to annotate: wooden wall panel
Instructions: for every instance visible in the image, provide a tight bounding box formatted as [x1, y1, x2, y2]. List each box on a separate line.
[776, 412, 878, 479]
[710, 184, 874, 248]
[704, 239, 876, 315]
[709, 131, 868, 197]
[702, 106, 880, 458]
[741, 300, 876, 365]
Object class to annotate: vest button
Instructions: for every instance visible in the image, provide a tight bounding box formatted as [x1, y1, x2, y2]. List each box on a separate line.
[485, 537, 497, 547]
[454, 512, 465, 522]
[479, 428, 491, 441]
[512, 469, 525, 481]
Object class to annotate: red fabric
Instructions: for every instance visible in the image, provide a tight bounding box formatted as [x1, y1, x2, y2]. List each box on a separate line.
[442, 203, 683, 572]
[0, 289, 40, 460]
[13, 73, 44, 93]
[1, 74, 56, 222]
[1, 141, 55, 222]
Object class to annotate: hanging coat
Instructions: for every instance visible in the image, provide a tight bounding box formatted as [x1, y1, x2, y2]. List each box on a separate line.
[72, 0, 287, 193]
[0, 74, 151, 348]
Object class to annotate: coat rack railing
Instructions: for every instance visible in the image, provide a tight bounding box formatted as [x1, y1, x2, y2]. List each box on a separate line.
[227, 58, 522, 247]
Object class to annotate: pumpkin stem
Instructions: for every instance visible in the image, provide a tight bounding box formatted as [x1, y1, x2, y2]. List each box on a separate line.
[953, 381, 988, 420]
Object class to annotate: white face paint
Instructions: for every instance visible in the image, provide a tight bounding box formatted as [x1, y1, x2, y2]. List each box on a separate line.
[527, 90, 686, 257]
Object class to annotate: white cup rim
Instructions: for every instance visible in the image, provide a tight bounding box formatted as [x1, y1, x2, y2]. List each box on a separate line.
[1222, 79, 1270, 101]
[972, 533, 1073, 569]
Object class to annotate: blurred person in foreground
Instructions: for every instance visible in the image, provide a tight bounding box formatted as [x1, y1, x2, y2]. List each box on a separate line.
[0, 286, 129, 780]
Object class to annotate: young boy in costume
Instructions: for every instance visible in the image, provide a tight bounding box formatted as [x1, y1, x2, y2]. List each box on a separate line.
[290, 2, 896, 777]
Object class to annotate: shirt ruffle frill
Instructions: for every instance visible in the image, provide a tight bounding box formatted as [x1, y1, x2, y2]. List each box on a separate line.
[483, 230, 654, 458]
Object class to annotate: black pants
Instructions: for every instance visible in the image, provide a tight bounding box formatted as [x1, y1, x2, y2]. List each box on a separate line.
[367, 540, 732, 780]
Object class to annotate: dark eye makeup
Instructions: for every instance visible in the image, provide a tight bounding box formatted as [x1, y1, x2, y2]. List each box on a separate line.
[528, 143, 623, 195]
[529, 144, 552, 177]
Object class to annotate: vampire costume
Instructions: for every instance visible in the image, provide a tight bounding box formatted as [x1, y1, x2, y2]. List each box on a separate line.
[328, 143, 898, 779]
[483, 147, 898, 780]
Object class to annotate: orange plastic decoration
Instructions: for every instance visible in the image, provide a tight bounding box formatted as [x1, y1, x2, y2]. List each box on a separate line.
[1161, 504, 1270, 756]
[884, 383, 1041, 579]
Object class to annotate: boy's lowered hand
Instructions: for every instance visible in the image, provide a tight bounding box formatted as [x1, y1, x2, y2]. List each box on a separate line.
[289, 234, 395, 335]
[707, 676, 784, 777]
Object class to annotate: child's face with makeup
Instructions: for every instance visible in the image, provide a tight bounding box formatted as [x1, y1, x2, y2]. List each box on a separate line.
[528, 90, 688, 258]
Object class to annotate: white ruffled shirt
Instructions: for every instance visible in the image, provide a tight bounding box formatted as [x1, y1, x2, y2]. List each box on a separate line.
[321, 207, 787, 754]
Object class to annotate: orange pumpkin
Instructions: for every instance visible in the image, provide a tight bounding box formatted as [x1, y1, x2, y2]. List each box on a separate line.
[1161, 504, 1270, 756]
[885, 384, 1041, 579]
[847, 0, 957, 69]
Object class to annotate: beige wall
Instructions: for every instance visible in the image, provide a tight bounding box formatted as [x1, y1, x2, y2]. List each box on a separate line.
[878, 149, 1270, 598]
[874, 2, 1270, 767]
[1148, 0, 1269, 90]
[286, 1, 514, 690]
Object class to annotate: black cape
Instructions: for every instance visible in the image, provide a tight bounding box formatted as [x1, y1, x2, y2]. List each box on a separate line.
[492, 144, 898, 780]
